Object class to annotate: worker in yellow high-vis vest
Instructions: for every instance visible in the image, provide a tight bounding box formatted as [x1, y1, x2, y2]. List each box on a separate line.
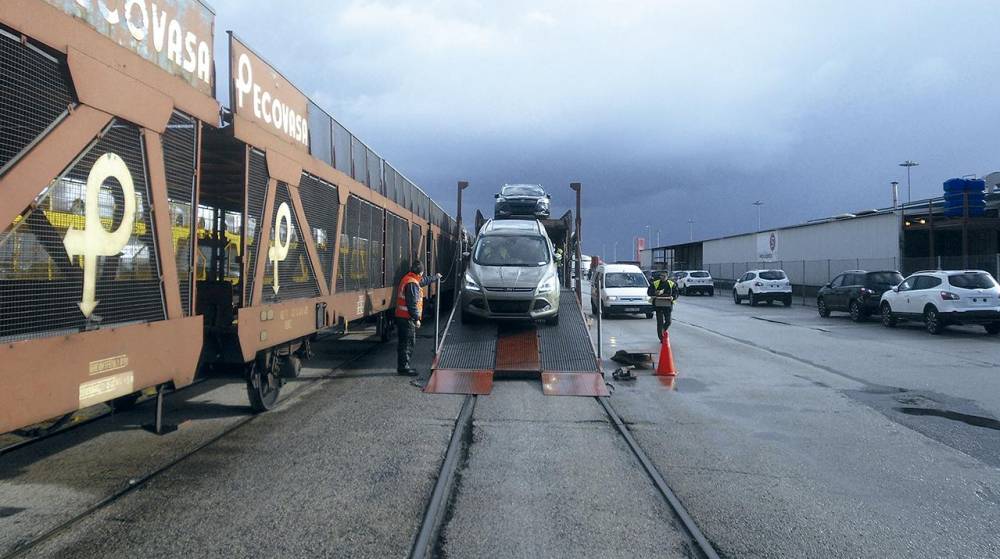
[395, 260, 441, 376]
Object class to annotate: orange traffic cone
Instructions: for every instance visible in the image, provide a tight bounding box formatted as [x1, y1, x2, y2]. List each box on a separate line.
[656, 331, 677, 376]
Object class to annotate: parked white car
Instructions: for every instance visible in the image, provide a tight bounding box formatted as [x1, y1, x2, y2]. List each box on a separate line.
[879, 270, 1000, 335]
[676, 270, 714, 296]
[733, 269, 792, 306]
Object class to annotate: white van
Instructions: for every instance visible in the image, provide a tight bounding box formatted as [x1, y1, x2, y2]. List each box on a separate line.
[590, 263, 653, 318]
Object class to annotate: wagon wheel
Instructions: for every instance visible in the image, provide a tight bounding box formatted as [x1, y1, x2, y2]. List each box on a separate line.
[246, 352, 281, 412]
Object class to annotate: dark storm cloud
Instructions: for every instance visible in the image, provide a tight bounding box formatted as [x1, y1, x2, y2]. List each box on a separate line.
[211, 0, 1000, 257]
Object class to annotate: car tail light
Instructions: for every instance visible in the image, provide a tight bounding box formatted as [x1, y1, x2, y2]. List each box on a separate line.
[940, 291, 960, 301]
[860, 288, 874, 296]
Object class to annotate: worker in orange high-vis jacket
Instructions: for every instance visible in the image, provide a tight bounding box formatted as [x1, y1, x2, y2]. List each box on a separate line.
[395, 260, 441, 376]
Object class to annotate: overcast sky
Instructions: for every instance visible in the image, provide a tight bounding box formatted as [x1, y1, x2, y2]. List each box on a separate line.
[211, 0, 1000, 258]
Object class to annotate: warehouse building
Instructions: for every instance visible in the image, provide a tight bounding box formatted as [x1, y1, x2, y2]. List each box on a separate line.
[645, 183, 1000, 291]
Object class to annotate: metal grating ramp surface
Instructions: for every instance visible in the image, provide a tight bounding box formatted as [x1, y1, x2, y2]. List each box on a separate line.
[537, 290, 600, 372]
[423, 370, 494, 395]
[541, 372, 610, 397]
[435, 320, 497, 370]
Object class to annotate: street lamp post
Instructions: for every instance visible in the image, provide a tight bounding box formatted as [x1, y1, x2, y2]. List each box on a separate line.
[891, 181, 900, 208]
[687, 219, 694, 241]
[613, 241, 618, 263]
[752, 201, 764, 232]
[455, 181, 469, 293]
[899, 160, 919, 203]
[570, 182, 582, 302]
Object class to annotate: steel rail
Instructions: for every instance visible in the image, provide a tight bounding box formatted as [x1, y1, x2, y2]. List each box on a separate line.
[1, 344, 382, 559]
[597, 396, 722, 559]
[409, 394, 476, 559]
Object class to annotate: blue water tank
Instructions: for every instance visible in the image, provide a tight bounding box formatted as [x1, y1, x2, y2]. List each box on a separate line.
[942, 178, 986, 217]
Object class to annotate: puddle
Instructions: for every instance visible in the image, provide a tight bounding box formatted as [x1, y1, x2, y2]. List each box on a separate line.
[897, 407, 1000, 432]
[0, 507, 25, 518]
[846, 384, 1000, 467]
[673, 378, 708, 393]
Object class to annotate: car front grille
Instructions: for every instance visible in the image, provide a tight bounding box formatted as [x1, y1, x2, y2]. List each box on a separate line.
[484, 286, 534, 293]
[487, 300, 532, 314]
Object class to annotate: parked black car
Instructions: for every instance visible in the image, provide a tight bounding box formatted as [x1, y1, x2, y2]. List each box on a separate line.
[494, 184, 550, 219]
[817, 270, 904, 321]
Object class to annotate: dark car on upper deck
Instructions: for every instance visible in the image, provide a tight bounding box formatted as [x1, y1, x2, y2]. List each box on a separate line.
[494, 184, 550, 219]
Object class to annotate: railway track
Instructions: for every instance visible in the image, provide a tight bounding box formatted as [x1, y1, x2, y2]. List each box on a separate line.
[410, 390, 721, 559]
[0, 343, 381, 559]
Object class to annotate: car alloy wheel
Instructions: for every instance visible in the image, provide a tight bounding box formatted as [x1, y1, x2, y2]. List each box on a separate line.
[881, 303, 896, 328]
[817, 298, 830, 317]
[849, 300, 863, 322]
[733, 290, 741, 304]
[924, 307, 942, 335]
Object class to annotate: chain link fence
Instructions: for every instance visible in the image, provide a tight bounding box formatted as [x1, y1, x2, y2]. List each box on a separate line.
[705, 255, 1000, 306]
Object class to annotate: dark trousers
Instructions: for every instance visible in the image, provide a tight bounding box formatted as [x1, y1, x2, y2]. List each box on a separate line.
[655, 308, 672, 341]
[396, 318, 417, 371]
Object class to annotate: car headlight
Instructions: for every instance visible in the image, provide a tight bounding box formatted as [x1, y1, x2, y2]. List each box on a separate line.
[607, 296, 619, 301]
[537, 275, 557, 294]
[464, 273, 481, 292]
[496, 196, 506, 203]
[536, 198, 549, 207]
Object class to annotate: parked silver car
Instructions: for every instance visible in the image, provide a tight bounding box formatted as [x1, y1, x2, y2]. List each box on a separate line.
[461, 219, 560, 324]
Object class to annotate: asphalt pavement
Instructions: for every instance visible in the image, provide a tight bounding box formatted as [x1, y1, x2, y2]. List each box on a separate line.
[4, 285, 1000, 558]
[590, 286, 1000, 558]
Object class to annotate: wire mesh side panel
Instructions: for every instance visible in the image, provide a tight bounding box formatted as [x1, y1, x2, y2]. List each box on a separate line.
[162, 111, 197, 315]
[1, 120, 165, 341]
[0, 28, 74, 173]
[411, 223, 422, 270]
[371, 206, 385, 288]
[385, 212, 402, 288]
[338, 195, 360, 292]
[261, 182, 320, 302]
[244, 149, 268, 305]
[297, 173, 339, 286]
[351, 136, 367, 186]
[367, 148, 383, 196]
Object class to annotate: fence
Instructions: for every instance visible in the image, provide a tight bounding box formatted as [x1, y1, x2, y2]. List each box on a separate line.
[704, 254, 1000, 305]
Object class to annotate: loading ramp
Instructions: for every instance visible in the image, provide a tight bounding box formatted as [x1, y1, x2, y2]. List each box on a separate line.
[426, 290, 608, 396]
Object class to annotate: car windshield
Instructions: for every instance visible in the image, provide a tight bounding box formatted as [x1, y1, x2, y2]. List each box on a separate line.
[948, 272, 997, 289]
[605, 272, 648, 288]
[690, 271, 710, 278]
[868, 272, 904, 286]
[759, 270, 786, 280]
[501, 185, 544, 197]
[473, 235, 549, 266]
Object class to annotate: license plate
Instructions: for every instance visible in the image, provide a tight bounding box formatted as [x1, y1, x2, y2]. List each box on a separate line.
[624, 307, 639, 313]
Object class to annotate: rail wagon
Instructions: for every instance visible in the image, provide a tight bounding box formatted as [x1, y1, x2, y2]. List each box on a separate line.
[0, 0, 220, 433]
[0, 1, 460, 434]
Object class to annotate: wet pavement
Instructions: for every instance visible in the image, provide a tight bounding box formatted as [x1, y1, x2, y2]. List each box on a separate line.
[593, 288, 1000, 558]
[4, 286, 1000, 558]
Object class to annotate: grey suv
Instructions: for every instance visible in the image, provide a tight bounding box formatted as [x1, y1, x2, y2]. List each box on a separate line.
[461, 219, 560, 324]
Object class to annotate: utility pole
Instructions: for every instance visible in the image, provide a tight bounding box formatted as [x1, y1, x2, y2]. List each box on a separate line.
[570, 182, 582, 302]
[613, 241, 618, 263]
[899, 160, 919, 203]
[753, 200, 763, 232]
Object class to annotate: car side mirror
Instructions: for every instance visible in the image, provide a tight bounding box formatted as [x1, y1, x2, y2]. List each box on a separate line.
[891, 286, 899, 292]
[824, 283, 831, 288]
[494, 193, 500, 199]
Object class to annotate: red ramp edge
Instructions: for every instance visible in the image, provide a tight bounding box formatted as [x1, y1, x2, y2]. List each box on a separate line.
[424, 369, 494, 395]
[541, 372, 610, 397]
